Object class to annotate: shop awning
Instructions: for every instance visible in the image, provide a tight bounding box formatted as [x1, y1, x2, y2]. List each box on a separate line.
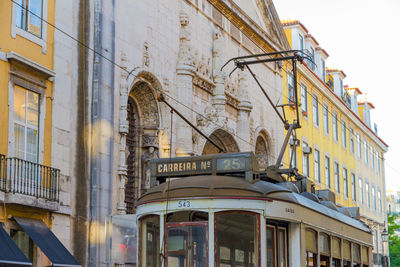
[14, 217, 81, 267]
[0, 224, 32, 266]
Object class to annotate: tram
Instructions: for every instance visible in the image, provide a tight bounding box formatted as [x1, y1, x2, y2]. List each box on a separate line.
[136, 152, 373, 267]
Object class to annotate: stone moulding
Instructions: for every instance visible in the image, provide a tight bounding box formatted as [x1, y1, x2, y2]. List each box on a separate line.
[193, 75, 215, 95]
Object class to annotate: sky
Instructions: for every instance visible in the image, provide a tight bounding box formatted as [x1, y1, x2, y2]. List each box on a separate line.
[273, 0, 400, 191]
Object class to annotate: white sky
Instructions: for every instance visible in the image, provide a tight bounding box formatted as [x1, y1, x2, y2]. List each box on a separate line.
[273, 0, 400, 191]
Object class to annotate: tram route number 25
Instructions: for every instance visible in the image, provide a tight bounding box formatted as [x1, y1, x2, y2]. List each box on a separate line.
[217, 157, 245, 171]
[177, 200, 191, 208]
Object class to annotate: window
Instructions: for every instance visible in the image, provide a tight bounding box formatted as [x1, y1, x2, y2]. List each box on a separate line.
[378, 189, 382, 214]
[350, 129, 354, 154]
[339, 78, 344, 97]
[314, 149, 321, 183]
[359, 178, 363, 205]
[334, 162, 340, 193]
[357, 134, 361, 159]
[372, 186, 376, 211]
[351, 173, 356, 201]
[323, 105, 329, 135]
[266, 226, 276, 267]
[300, 84, 308, 114]
[371, 146, 375, 169]
[216, 212, 259, 267]
[312, 95, 319, 126]
[343, 168, 348, 198]
[10, 229, 34, 262]
[366, 182, 370, 209]
[325, 156, 331, 188]
[333, 113, 338, 141]
[15, 0, 43, 38]
[287, 73, 295, 103]
[377, 151, 381, 174]
[364, 140, 368, 165]
[310, 47, 315, 71]
[139, 216, 160, 267]
[306, 229, 317, 267]
[299, 34, 304, 51]
[302, 142, 310, 177]
[321, 59, 326, 82]
[13, 86, 40, 163]
[341, 120, 347, 148]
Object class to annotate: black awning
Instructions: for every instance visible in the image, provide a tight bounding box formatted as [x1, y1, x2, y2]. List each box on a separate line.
[14, 217, 81, 267]
[0, 224, 32, 266]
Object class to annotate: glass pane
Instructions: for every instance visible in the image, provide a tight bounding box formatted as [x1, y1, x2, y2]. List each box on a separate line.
[278, 229, 286, 267]
[28, 0, 42, 37]
[216, 213, 258, 267]
[306, 252, 317, 267]
[14, 124, 26, 158]
[15, 0, 26, 29]
[26, 127, 38, 162]
[352, 243, 361, 262]
[27, 91, 39, 127]
[14, 86, 26, 123]
[140, 216, 160, 267]
[10, 229, 34, 261]
[266, 227, 275, 267]
[305, 230, 317, 253]
[167, 223, 207, 267]
[319, 234, 330, 255]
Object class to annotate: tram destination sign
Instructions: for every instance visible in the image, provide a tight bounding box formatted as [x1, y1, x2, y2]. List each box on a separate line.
[150, 152, 259, 185]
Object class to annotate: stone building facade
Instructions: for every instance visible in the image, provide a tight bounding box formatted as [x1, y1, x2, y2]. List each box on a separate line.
[53, 0, 291, 266]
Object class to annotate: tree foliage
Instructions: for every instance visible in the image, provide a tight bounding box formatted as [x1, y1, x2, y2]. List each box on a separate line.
[388, 213, 400, 266]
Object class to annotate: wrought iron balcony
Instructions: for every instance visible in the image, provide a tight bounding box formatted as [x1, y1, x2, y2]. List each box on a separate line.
[0, 155, 60, 202]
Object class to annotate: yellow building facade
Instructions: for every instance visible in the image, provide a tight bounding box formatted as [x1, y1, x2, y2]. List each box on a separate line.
[282, 20, 389, 265]
[0, 1, 77, 266]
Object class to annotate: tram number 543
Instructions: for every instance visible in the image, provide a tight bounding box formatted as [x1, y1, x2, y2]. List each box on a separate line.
[178, 200, 191, 208]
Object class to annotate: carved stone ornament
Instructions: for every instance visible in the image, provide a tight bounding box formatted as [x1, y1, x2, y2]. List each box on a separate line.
[193, 76, 215, 95]
[142, 135, 159, 148]
[196, 106, 218, 128]
[143, 41, 150, 67]
[178, 11, 194, 67]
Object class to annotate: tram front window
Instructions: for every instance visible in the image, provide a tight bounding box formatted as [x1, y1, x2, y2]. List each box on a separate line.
[305, 229, 317, 267]
[167, 222, 207, 267]
[139, 216, 160, 267]
[216, 212, 259, 267]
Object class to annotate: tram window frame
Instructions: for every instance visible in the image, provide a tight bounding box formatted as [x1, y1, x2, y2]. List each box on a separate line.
[277, 226, 287, 267]
[331, 236, 341, 267]
[138, 215, 160, 267]
[166, 221, 208, 267]
[266, 225, 276, 267]
[352, 243, 361, 267]
[215, 211, 260, 267]
[319, 232, 330, 267]
[343, 240, 351, 267]
[305, 229, 317, 267]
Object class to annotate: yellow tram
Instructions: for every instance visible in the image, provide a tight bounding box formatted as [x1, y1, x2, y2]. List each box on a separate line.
[135, 152, 373, 267]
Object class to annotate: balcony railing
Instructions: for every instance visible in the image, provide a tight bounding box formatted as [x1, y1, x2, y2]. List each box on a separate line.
[0, 155, 60, 202]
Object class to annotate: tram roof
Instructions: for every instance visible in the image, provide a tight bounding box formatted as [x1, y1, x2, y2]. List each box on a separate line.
[138, 175, 370, 233]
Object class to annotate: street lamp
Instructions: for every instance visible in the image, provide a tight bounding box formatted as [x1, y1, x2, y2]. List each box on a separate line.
[381, 229, 388, 243]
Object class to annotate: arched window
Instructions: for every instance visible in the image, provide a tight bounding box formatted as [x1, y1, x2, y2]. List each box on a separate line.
[255, 133, 271, 170]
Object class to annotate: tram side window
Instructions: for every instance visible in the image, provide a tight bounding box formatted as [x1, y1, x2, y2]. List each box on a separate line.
[319, 233, 330, 267]
[332, 237, 341, 267]
[139, 216, 160, 267]
[277, 228, 287, 267]
[362, 246, 369, 267]
[343, 240, 351, 267]
[216, 212, 259, 267]
[266, 226, 276, 267]
[305, 229, 317, 267]
[352, 243, 361, 267]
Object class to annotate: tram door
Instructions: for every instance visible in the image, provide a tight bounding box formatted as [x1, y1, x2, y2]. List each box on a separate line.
[166, 222, 208, 267]
[266, 224, 287, 267]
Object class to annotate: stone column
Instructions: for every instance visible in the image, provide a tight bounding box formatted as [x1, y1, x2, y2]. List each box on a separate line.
[117, 52, 128, 214]
[212, 29, 227, 123]
[176, 11, 195, 156]
[237, 71, 252, 151]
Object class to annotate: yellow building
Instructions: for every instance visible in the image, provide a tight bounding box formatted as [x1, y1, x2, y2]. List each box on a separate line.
[282, 20, 389, 265]
[0, 0, 78, 266]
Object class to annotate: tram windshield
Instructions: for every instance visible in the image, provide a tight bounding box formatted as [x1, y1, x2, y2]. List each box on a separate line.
[216, 212, 259, 267]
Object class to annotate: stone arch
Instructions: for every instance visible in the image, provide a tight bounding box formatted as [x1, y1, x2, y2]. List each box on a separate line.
[202, 129, 240, 155]
[125, 71, 161, 214]
[255, 129, 272, 170]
